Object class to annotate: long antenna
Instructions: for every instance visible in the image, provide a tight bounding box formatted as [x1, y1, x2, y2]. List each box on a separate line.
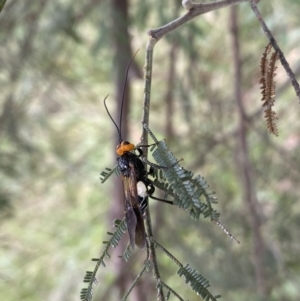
[103, 95, 121, 140]
[103, 49, 139, 143]
[118, 49, 139, 142]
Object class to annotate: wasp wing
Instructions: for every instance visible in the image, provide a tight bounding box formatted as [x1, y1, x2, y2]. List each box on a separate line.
[122, 162, 146, 250]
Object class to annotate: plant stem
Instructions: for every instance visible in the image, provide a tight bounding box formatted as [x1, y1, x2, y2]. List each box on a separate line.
[141, 38, 166, 301]
[121, 264, 147, 301]
[148, 0, 248, 41]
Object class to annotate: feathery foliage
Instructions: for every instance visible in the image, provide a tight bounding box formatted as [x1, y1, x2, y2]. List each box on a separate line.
[260, 43, 279, 136]
[177, 264, 220, 301]
[119, 244, 133, 262]
[144, 123, 220, 222]
[81, 124, 238, 300]
[144, 124, 239, 243]
[152, 238, 220, 300]
[80, 219, 127, 301]
[99, 165, 119, 183]
[1, 1, 300, 300]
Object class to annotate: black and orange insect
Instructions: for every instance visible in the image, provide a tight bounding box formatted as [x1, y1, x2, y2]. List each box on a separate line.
[103, 53, 160, 250]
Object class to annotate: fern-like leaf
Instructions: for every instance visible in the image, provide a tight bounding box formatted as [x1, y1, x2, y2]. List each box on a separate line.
[119, 244, 133, 262]
[152, 238, 220, 301]
[144, 124, 240, 242]
[144, 123, 219, 222]
[80, 218, 127, 301]
[178, 264, 219, 301]
[260, 43, 272, 102]
[260, 43, 279, 136]
[99, 165, 119, 183]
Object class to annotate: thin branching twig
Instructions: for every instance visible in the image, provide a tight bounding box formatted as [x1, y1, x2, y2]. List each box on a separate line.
[160, 281, 186, 301]
[138, 1, 299, 300]
[141, 38, 166, 301]
[151, 238, 183, 268]
[121, 264, 148, 301]
[148, 0, 248, 41]
[249, 0, 300, 102]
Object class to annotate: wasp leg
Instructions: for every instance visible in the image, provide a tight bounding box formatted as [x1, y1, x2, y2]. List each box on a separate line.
[140, 177, 173, 206]
[149, 195, 173, 205]
[142, 177, 155, 196]
[136, 142, 160, 150]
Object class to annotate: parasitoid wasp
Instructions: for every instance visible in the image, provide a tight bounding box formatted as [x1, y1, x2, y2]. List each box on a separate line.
[103, 53, 239, 250]
[104, 51, 172, 250]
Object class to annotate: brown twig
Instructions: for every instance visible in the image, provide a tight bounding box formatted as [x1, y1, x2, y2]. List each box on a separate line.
[260, 44, 279, 136]
[229, 6, 267, 296]
[249, 0, 300, 102]
[148, 0, 248, 41]
[141, 38, 166, 301]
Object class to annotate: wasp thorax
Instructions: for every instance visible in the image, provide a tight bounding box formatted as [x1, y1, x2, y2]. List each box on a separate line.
[116, 141, 135, 156]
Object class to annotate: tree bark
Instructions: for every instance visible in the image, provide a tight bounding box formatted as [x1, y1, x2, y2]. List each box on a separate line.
[107, 1, 146, 301]
[110, 0, 131, 297]
[229, 5, 267, 298]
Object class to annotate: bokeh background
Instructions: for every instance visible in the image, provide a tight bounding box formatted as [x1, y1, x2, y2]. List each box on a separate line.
[1, 1, 300, 301]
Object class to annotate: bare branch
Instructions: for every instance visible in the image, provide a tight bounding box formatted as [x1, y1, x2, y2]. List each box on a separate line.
[141, 39, 165, 301]
[148, 0, 248, 41]
[140, 38, 157, 149]
[121, 264, 147, 301]
[249, 0, 300, 102]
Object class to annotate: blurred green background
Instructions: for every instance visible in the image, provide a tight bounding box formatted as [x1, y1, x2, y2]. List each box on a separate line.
[1, 1, 300, 301]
